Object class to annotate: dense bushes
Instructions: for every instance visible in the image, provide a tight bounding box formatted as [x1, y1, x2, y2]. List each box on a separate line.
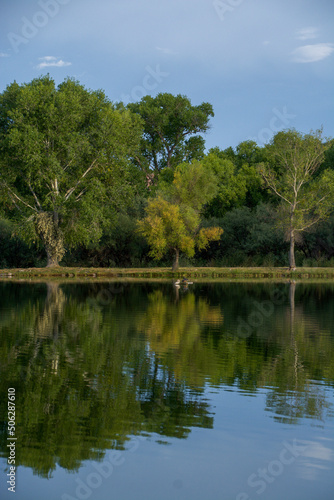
[0, 218, 46, 268]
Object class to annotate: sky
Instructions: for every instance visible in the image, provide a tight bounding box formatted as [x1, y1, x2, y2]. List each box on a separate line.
[1, 0, 333, 151]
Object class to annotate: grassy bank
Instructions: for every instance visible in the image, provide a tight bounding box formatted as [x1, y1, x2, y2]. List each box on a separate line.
[1, 266, 334, 280]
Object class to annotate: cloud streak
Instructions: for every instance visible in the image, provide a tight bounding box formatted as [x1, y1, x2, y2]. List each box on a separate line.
[291, 43, 334, 63]
[37, 56, 72, 69]
[295, 27, 318, 41]
[156, 46, 177, 55]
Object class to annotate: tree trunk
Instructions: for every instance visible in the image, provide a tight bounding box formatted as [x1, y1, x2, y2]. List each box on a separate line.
[172, 248, 179, 271]
[289, 231, 296, 269]
[46, 249, 60, 267]
[35, 212, 65, 267]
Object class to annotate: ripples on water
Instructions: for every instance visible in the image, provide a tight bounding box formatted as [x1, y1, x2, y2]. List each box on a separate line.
[0, 280, 333, 500]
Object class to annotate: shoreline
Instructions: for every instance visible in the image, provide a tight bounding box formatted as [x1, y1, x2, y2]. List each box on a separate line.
[1, 266, 334, 280]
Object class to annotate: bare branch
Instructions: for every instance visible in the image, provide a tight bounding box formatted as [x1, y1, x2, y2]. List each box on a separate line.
[75, 189, 87, 201]
[296, 215, 325, 232]
[28, 181, 43, 211]
[1, 181, 38, 212]
[260, 170, 292, 206]
[63, 159, 74, 172]
[64, 159, 98, 202]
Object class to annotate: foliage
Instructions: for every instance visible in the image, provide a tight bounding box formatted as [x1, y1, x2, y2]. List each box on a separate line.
[202, 152, 248, 217]
[198, 204, 287, 266]
[259, 129, 334, 268]
[0, 75, 143, 266]
[208, 142, 266, 209]
[128, 93, 214, 177]
[138, 196, 195, 260]
[0, 74, 334, 268]
[159, 159, 218, 209]
[0, 216, 45, 268]
[138, 161, 223, 269]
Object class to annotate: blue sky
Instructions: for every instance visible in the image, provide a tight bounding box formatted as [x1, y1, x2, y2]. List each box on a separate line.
[1, 0, 333, 151]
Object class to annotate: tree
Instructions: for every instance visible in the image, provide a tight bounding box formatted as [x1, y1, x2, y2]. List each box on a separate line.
[259, 129, 334, 269]
[0, 76, 143, 266]
[206, 143, 266, 212]
[201, 152, 248, 217]
[128, 93, 214, 180]
[138, 161, 223, 270]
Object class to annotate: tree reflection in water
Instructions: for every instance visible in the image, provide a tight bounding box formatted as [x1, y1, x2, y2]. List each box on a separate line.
[0, 280, 333, 477]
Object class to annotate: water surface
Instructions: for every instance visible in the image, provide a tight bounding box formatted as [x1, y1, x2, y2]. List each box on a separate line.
[0, 280, 333, 500]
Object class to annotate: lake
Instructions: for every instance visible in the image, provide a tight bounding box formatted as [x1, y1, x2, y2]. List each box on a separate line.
[0, 280, 333, 500]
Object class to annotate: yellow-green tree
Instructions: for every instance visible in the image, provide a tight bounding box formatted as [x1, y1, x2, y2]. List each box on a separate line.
[138, 161, 223, 269]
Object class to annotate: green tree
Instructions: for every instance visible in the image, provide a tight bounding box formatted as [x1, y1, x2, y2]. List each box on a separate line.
[207, 142, 266, 212]
[201, 152, 248, 217]
[259, 129, 334, 269]
[138, 161, 223, 270]
[0, 76, 143, 266]
[128, 93, 214, 180]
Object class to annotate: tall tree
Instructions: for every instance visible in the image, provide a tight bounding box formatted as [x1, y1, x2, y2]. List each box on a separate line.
[138, 161, 223, 270]
[259, 129, 334, 269]
[128, 93, 214, 180]
[0, 76, 143, 266]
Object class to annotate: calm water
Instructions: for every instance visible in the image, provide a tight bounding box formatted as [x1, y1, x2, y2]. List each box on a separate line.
[0, 280, 333, 500]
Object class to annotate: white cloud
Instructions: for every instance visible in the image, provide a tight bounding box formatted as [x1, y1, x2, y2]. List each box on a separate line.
[156, 46, 176, 55]
[291, 43, 334, 63]
[41, 56, 58, 62]
[0, 52, 9, 57]
[37, 56, 72, 69]
[296, 27, 318, 41]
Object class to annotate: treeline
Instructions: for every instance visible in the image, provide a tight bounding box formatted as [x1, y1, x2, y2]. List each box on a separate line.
[0, 75, 334, 269]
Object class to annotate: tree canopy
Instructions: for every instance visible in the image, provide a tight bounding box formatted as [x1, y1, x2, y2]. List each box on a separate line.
[259, 129, 334, 268]
[138, 161, 223, 270]
[1, 75, 334, 269]
[0, 75, 143, 266]
[128, 93, 214, 180]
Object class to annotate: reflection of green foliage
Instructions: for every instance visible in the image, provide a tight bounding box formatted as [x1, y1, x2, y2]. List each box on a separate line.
[0, 285, 145, 476]
[140, 290, 223, 352]
[0, 282, 214, 476]
[1, 281, 334, 477]
[140, 289, 224, 387]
